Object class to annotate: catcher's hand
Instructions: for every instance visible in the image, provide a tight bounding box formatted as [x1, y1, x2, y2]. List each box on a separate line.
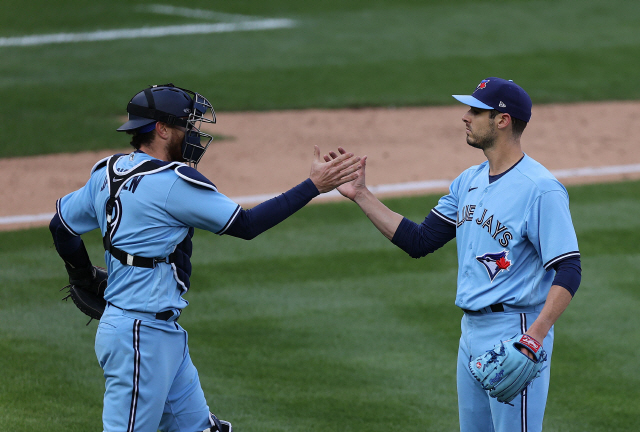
[469, 334, 547, 404]
[62, 265, 108, 324]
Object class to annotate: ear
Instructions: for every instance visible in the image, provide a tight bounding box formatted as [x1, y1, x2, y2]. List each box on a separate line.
[155, 122, 171, 140]
[495, 113, 512, 131]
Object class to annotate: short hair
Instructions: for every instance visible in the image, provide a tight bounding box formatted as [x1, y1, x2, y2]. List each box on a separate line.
[126, 129, 155, 150]
[489, 109, 527, 138]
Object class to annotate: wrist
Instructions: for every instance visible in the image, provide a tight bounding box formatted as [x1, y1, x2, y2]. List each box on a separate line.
[304, 178, 321, 196]
[525, 324, 549, 345]
[65, 263, 94, 286]
[353, 186, 371, 204]
[309, 177, 331, 194]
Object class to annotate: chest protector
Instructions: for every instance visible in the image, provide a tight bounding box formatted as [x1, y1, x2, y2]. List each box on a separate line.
[100, 154, 195, 290]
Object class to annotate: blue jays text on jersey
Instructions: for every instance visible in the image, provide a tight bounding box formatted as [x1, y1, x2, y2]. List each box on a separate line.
[431, 154, 579, 311]
[455, 204, 513, 247]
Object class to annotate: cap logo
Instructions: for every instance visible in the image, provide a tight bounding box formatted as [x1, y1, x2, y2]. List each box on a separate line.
[499, 101, 506, 108]
[183, 108, 191, 113]
[476, 79, 490, 90]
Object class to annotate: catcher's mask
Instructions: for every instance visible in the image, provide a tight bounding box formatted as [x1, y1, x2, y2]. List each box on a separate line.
[117, 83, 216, 168]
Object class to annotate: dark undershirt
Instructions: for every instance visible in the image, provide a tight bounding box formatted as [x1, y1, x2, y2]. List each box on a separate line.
[224, 179, 319, 239]
[49, 213, 88, 266]
[488, 154, 525, 184]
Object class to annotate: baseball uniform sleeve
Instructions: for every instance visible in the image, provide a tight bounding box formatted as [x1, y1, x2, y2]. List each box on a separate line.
[165, 178, 241, 234]
[224, 179, 319, 240]
[391, 213, 456, 258]
[524, 189, 580, 270]
[551, 256, 582, 296]
[56, 180, 100, 236]
[431, 175, 461, 227]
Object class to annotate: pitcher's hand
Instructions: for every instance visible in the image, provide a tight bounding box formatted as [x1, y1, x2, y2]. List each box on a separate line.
[310, 145, 361, 193]
[324, 147, 368, 201]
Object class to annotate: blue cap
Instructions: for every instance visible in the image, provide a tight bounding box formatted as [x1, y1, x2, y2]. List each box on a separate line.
[452, 77, 532, 122]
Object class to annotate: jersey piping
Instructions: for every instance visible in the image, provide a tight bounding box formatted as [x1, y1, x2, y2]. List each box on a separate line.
[90, 155, 111, 176]
[56, 198, 80, 236]
[216, 205, 242, 235]
[174, 166, 218, 191]
[543, 251, 581, 270]
[432, 208, 457, 226]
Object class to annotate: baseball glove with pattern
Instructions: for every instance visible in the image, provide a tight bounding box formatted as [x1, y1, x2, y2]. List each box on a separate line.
[469, 334, 548, 404]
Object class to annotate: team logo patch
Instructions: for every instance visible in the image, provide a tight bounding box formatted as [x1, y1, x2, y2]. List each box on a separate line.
[476, 361, 482, 369]
[476, 79, 490, 90]
[476, 250, 511, 282]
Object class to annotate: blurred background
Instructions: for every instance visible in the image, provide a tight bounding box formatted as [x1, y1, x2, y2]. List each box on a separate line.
[2, 0, 639, 157]
[1, 1, 639, 430]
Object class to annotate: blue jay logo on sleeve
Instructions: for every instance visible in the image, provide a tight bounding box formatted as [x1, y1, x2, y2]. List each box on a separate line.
[476, 251, 512, 282]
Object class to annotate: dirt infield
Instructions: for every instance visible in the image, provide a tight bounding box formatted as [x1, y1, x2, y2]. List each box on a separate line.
[2, 101, 639, 231]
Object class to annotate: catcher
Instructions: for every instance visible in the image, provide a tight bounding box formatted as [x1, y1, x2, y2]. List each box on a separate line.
[49, 83, 362, 432]
[328, 78, 581, 431]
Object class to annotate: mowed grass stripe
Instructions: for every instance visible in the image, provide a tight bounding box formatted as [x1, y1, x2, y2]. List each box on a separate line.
[3, 1, 638, 54]
[2, 44, 638, 158]
[3, 1, 638, 78]
[1, 180, 639, 431]
[0, 0, 639, 156]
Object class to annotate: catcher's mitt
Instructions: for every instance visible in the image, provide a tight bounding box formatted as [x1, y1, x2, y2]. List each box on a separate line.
[469, 334, 547, 404]
[62, 265, 108, 324]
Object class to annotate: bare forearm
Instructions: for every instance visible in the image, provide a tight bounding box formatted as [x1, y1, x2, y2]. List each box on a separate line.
[353, 188, 404, 239]
[527, 285, 573, 342]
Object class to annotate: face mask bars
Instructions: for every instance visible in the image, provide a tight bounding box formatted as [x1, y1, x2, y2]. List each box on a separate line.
[182, 91, 216, 169]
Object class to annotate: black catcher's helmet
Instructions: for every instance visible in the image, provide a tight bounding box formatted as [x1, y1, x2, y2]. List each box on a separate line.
[117, 84, 216, 168]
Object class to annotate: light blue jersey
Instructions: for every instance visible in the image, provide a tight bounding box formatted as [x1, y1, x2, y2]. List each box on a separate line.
[57, 151, 240, 313]
[432, 154, 580, 311]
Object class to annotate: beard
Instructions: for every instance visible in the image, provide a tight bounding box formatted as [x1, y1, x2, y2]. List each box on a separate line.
[167, 132, 186, 163]
[467, 127, 496, 150]
[466, 123, 497, 150]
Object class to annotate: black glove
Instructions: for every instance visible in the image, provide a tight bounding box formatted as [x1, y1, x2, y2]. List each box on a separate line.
[62, 264, 108, 324]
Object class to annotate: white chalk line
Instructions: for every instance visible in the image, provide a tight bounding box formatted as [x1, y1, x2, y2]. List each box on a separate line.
[0, 19, 296, 47]
[3, 162, 640, 226]
[139, 5, 259, 22]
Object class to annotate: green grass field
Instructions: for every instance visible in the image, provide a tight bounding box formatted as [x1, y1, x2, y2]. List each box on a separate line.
[1, 181, 639, 431]
[1, 0, 639, 430]
[1, 0, 639, 156]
